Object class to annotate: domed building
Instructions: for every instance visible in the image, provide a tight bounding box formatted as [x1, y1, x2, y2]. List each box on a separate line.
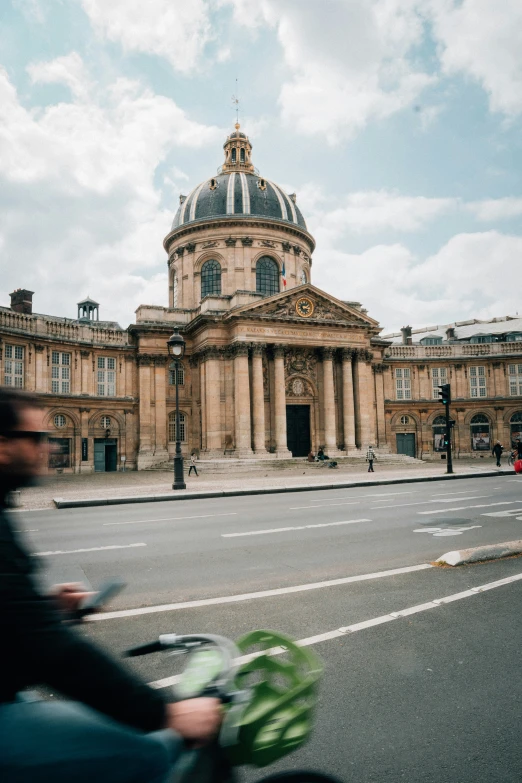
[131, 124, 387, 467]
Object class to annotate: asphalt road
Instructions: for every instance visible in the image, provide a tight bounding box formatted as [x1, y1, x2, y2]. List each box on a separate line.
[13, 475, 522, 782]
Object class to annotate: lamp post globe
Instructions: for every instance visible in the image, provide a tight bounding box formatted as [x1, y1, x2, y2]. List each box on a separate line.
[167, 331, 186, 490]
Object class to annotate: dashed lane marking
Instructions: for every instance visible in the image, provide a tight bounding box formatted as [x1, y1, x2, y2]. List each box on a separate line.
[103, 513, 238, 527]
[148, 571, 522, 689]
[418, 501, 522, 515]
[34, 543, 147, 556]
[289, 501, 361, 510]
[372, 495, 491, 510]
[89, 563, 432, 622]
[222, 518, 371, 537]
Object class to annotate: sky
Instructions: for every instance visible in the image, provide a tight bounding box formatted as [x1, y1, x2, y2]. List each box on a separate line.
[0, 0, 521, 333]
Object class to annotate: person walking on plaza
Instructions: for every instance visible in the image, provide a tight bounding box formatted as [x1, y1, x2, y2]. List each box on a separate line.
[366, 445, 376, 472]
[188, 452, 198, 476]
[492, 441, 503, 467]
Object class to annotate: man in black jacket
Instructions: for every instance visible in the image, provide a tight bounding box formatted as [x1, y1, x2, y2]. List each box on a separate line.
[0, 389, 221, 782]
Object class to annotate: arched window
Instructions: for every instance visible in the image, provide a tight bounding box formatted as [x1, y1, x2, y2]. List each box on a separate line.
[432, 415, 446, 452]
[54, 414, 66, 428]
[201, 259, 221, 298]
[470, 413, 490, 452]
[231, 148, 237, 164]
[100, 416, 111, 429]
[169, 363, 184, 386]
[256, 256, 280, 297]
[172, 273, 178, 307]
[510, 411, 522, 447]
[240, 148, 245, 163]
[168, 412, 186, 442]
[400, 415, 410, 425]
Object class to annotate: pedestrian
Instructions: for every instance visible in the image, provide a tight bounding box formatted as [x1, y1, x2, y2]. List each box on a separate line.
[491, 441, 503, 467]
[316, 447, 325, 462]
[0, 388, 220, 782]
[188, 452, 198, 476]
[516, 440, 522, 460]
[366, 445, 376, 472]
[307, 450, 315, 462]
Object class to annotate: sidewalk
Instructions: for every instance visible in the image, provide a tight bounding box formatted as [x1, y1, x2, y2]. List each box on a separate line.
[16, 459, 514, 510]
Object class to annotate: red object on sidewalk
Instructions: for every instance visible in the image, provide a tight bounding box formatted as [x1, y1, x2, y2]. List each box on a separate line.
[514, 459, 522, 474]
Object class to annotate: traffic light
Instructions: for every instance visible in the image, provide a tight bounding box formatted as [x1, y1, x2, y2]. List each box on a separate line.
[438, 383, 451, 405]
[443, 435, 449, 447]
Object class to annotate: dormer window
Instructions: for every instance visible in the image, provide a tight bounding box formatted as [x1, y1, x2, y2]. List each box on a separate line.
[209, 178, 218, 190]
[420, 337, 442, 345]
[470, 335, 494, 344]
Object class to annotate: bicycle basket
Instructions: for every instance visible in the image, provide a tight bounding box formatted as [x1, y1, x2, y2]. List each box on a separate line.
[224, 630, 323, 768]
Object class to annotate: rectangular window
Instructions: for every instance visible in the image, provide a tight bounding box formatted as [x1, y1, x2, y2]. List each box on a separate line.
[470, 365, 487, 398]
[395, 368, 411, 400]
[51, 352, 71, 394]
[97, 357, 116, 397]
[508, 364, 522, 396]
[4, 344, 24, 387]
[431, 367, 448, 398]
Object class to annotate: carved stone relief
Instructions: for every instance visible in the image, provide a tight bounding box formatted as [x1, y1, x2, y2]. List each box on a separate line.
[284, 348, 318, 381]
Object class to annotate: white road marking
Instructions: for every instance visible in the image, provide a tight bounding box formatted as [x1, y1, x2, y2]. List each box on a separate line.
[148, 571, 522, 689]
[222, 518, 370, 537]
[33, 543, 147, 556]
[90, 563, 432, 621]
[289, 501, 360, 510]
[418, 501, 522, 515]
[482, 509, 522, 518]
[413, 525, 482, 537]
[103, 513, 237, 527]
[430, 489, 490, 496]
[307, 492, 416, 502]
[372, 495, 491, 511]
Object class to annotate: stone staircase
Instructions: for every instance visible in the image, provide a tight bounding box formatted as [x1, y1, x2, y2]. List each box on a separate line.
[145, 452, 423, 474]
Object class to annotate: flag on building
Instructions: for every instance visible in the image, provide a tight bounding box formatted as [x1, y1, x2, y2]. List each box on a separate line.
[281, 260, 287, 288]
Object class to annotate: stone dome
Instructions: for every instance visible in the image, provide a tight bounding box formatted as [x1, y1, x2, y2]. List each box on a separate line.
[171, 124, 307, 231]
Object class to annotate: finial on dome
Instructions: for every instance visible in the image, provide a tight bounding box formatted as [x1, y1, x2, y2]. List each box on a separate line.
[235, 122, 240, 131]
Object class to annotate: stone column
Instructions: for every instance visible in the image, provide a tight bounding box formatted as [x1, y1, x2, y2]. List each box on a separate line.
[322, 347, 337, 454]
[233, 344, 253, 457]
[81, 350, 91, 395]
[373, 364, 388, 449]
[79, 406, 92, 473]
[273, 345, 291, 457]
[341, 349, 356, 453]
[203, 347, 222, 455]
[252, 344, 267, 454]
[153, 356, 169, 459]
[137, 355, 153, 469]
[356, 350, 374, 449]
[34, 344, 45, 392]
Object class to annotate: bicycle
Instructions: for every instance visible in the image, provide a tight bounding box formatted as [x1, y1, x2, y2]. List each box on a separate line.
[126, 628, 343, 783]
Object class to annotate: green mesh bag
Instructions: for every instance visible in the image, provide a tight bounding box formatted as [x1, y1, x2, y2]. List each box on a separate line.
[224, 630, 323, 768]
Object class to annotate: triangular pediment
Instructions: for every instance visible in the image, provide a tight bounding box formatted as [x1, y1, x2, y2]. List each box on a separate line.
[225, 284, 379, 328]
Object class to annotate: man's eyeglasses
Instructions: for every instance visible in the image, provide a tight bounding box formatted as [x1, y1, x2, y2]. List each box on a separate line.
[0, 431, 48, 444]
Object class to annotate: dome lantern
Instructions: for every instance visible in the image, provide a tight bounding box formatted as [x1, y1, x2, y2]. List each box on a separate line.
[222, 123, 254, 173]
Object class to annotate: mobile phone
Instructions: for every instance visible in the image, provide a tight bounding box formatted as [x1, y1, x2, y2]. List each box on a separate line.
[77, 579, 125, 616]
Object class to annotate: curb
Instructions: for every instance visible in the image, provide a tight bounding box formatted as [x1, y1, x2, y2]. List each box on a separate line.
[52, 468, 513, 509]
[436, 539, 522, 567]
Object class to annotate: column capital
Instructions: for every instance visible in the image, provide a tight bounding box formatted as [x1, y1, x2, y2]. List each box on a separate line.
[372, 363, 387, 373]
[354, 348, 373, 362]
[231, 342, 250, 358]
[137, 354, 153, 366]
[199, 346, 221, 362]
[340, 347, 354, 361]
[273, 344, 286, 359]
[251, 343, 267, 356]
[152, 355, 169, 366]
[80, 349, 90, 358]
[34, 344, 45, 353]
[321, 347, 335, 361]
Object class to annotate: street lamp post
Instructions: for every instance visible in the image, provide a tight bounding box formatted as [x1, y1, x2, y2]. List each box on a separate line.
[167, 331, 186, 490]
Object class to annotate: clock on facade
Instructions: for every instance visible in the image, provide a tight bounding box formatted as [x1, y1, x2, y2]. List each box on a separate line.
[295, 297, 315, 318]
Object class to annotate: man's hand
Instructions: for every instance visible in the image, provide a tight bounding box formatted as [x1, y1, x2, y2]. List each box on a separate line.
[51, 583, 94, 614]
[165, 698, 222, 744]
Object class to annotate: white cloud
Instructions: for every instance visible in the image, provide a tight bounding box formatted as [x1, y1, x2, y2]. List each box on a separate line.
[0, 58, 222, 325]
[312, 229, 522, 332]
[427, 0, 522, 116]
[467, 197, 522, 222]
[27, 52, 92, 100]
[224, 0, 434, 142]
[312, 190, 456, 235]
[80, 0, 213, 73]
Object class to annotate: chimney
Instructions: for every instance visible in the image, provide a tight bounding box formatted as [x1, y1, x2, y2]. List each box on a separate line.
[400, 325, 412, 346]
[10, 289, 34, 314]
[446, 327, 455, 340]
